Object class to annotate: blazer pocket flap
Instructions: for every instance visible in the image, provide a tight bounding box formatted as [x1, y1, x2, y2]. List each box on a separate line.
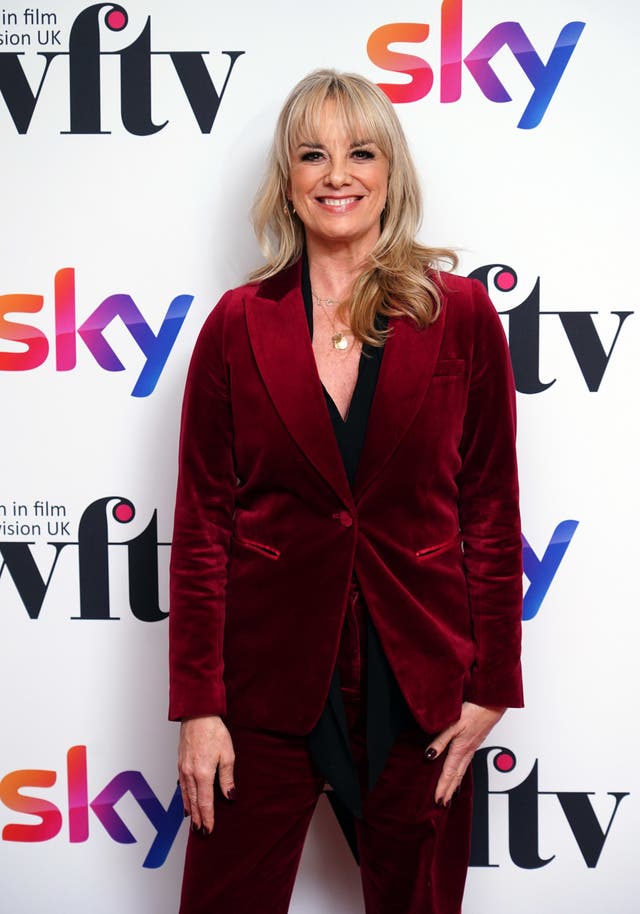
[231, 535, 281, 560]
[433, 358, 466, 377]
[416, 532, 462, 560]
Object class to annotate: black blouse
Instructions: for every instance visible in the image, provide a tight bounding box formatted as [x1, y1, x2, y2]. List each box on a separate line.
[302, 256, 412, 819]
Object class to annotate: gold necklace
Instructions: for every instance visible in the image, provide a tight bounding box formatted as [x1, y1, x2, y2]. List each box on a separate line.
[312, 291, 350, 351]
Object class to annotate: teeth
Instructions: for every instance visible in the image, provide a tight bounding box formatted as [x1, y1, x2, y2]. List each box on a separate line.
[319, 197, 359, 206]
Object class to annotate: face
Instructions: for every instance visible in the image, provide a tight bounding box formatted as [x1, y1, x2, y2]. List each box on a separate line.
[286, 103, 389, 253]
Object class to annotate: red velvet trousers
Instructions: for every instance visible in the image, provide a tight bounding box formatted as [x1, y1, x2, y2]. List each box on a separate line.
[179, 582, 473, 913]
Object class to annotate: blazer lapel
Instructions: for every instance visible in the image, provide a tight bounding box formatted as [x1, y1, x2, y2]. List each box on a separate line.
[246, 260, 354, 509]
[354, 309, 446, 500]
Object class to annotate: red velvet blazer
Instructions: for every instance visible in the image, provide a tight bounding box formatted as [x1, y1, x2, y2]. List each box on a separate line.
[169, 260, 523, 734]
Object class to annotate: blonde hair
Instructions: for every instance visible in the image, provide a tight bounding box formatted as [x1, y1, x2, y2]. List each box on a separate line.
[250, 69, 457, 344]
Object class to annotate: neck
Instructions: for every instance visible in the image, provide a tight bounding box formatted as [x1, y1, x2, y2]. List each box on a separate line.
[305, 235, 375, 303]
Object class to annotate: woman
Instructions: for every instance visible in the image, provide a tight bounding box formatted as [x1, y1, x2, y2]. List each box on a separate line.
[170, 69, 523, 914]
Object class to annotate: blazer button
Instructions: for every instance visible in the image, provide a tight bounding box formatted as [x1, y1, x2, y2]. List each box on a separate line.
[337, 510, 353, 528]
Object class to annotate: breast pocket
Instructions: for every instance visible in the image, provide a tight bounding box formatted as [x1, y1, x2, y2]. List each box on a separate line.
[432, 358, 466, 378]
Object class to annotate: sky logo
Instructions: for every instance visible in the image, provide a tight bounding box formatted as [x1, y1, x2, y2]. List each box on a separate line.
[367, 0, 586, 128]
[0, 745, 182, 867]
[0, 268, 193, 396]
[522, 521, 579, 621]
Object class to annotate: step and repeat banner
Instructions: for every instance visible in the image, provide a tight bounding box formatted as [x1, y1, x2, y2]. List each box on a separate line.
[1, 1, 637, 911]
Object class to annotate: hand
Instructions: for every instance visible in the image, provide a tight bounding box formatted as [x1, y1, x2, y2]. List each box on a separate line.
[178, 715, 236, 834]
[425, 702, 505, 806]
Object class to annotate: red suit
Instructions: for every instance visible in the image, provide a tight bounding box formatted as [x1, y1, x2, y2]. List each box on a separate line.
[169, 261, 523, 731]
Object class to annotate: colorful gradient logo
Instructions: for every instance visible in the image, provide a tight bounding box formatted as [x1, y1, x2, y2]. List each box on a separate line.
[0, 269, 193, 396]
[367, 0, 586, 128]
[0, 746, 182, 867]
[522, 521, 578, 621]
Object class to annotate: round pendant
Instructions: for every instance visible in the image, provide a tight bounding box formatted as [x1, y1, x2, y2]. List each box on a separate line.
[332, 333, 349, 351]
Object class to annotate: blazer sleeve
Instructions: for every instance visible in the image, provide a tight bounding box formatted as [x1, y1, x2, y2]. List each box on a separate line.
[168, 292, 236, 721]
[457, 279, 524, 709]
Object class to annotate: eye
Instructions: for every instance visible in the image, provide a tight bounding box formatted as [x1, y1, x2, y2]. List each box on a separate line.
[352, 148, 376, 160]
[300, 150, 325, 162]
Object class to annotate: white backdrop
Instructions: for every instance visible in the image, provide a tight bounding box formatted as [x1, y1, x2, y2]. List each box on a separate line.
[1, 1, 638, 911]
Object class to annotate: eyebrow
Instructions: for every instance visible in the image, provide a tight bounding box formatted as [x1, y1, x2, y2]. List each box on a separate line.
[296, 139, 376, 150]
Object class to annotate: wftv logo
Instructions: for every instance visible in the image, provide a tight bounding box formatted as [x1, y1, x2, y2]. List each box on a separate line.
[471, 748, 629, 868]
[0, 268, 193, 396]
[472, 264, 633, 395]
[0, 3, 244, 134]
[0, 497, 169, 621]
[367, 0, 585, 128]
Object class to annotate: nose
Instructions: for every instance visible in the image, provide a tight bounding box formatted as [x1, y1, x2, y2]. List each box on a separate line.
[324, 156, 352, 188]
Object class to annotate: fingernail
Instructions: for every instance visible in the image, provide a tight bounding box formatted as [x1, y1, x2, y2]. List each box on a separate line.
[227, 787, 237, 801]
[424, 748, 437, 761]
[184, 809, 189, 818]
[199, 825, 209, 837]
[191, 822, 199, 833]
[444, 799, 451, 808]
[454, 786, 461, 796]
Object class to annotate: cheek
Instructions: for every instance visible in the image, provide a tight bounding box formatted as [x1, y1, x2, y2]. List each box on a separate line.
[289, 184, 309, 208]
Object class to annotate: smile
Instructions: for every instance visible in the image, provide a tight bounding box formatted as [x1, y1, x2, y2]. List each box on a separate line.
[318, 197, 360, 206]
[316, 196, 361, 206]
[314, 196, 364, 214]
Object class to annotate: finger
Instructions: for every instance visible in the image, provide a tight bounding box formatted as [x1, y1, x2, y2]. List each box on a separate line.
[435, 771, 466, 807]
[423, 721, 462, 761]
[177, 777, 190, 818]
[434, 747, 473, 806]
[217, 748, 237, 801]
[180, 762, 210, 830]
[194, 767, 216, 834]
[182, 772, 203, 829]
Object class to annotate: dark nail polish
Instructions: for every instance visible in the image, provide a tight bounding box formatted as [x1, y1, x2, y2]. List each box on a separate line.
[444, 799, 451, 808]
[191, 822, 199, 833]
[424, 747, 437, 761]
[454, 785, 461, 796]
[199, 825, 209, 836]
[184, 809, 189, 818]
[227, 787, 237, 801]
